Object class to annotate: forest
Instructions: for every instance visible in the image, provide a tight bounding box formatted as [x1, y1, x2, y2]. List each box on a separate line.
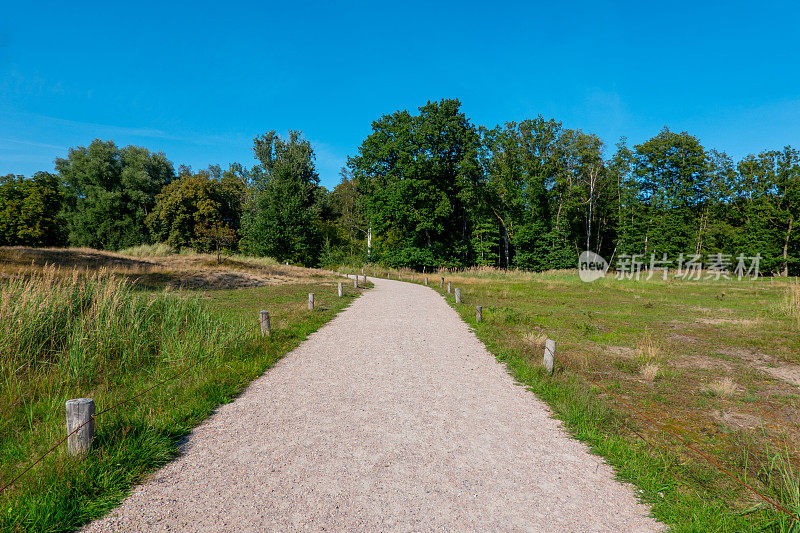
[1, 98, 798, 275]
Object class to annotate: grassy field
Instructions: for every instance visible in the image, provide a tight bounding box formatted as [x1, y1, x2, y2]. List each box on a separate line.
[347, 266, 800, 532]
[0, 247, 367, 532]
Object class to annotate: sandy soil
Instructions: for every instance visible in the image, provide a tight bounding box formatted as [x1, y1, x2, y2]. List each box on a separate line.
[83, 277, 662, 532]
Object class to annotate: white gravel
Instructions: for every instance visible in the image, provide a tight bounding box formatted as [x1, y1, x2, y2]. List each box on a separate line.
[84, 277, 663, 532]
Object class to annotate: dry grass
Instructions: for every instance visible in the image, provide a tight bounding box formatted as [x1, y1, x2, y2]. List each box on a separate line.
[705, 377, 738, 398]
[0, 246, 333, 290]
[785, 281, 800, 329]
[523, 330, 548, 346]
[636, 329, 661, 361]
[640, 362, 661, 381]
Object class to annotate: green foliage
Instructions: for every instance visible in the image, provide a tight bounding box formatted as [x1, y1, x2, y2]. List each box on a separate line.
[147, 164, 245, 251]
[240, 131, 324, 266]
[0, 172, 65, 246]
[0, 267, 363, 531]
[349, 98, 482, 269]
[57, 140, 175, 250]
[7, 102, 800, 274]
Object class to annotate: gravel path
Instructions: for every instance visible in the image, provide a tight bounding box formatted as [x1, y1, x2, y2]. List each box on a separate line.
[84, 277, 662, 532]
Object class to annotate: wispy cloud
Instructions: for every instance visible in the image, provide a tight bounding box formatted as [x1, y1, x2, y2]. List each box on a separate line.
[0, 137, 65, 151]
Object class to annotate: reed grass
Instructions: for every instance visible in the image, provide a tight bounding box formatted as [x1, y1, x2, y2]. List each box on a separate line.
[785, 281, 800, 329]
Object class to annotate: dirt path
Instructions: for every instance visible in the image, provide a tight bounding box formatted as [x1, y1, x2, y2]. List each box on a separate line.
[84, 278, 662, 532]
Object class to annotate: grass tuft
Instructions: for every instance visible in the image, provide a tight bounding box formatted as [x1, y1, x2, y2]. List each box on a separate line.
[639, 363, 661, 382]
[705, 377, 738, 398]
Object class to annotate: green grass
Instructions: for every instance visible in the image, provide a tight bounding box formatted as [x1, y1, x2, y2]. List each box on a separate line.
[0, 267, 367, 532]
[354, 266, 800, 532]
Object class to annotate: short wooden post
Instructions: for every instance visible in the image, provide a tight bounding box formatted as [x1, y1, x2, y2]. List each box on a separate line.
[362, 274, 367, 284]
[66, 398, 95, 456]
[440, 277, 444, 288]
[447, 281, 451, 294]
[354, 276, 358, 288]
[425, 277, 429, 286]
[476, 305, 482, 323]
[338, 282, 343, 297]
[454, 287, 461, 303]
[308, 293, 315, 310]
[259, 310, 270, 336]
[544, 339, 556, 374]
[398, 272, 402, 280]
[411, 274, 414, 281]
[361, 267, 364, 274]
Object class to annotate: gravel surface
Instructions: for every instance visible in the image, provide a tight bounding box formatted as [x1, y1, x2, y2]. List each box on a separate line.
[84, 277, 663, 532]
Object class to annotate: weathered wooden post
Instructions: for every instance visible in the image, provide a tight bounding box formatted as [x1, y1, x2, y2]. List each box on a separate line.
[338, 282, 343, 297]
[398, 272, 402, 280]
[476, 305, 482, 323]
[259, 310, 270, 336]
[440, 277, 444, 288]
[425, 277, 429, 286]
[362, 274, 367, 284]
[66, 398, 95, 456]
[361, 267, 364, 274]
[308, 293, 315, 310]
[447, 281, 451, 294]
[544, 339, 556, 374]
[354, 276, 359, 288]
[454, 287, 461, 303]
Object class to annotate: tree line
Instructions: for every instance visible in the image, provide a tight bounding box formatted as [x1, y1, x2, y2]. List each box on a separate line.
[2, 98, 798, 274]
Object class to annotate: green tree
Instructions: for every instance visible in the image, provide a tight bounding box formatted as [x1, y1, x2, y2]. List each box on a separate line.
[56, 139, 174, 249]
[631, 128, 708, 259]
[240, 131, 323, 265]
[349, 98, 482, 269]
[0, 172, 65, 246]
[147, 164, 245, 250]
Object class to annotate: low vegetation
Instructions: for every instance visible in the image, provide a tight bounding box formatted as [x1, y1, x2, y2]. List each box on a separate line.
[0, 248, 366, 532]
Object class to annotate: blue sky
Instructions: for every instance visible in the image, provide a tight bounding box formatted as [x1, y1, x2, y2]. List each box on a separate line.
[1, 0, 798, 189]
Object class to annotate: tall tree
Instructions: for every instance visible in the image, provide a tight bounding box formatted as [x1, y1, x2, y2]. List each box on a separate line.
[240, 131, 323, 265]
[147, 164, 246, 250]
[349, 99, 481, 269]
[56, 139, 174, 250]
[0, 172, 65, 246]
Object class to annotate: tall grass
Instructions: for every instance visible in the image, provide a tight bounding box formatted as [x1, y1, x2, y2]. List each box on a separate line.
[118, 242, 176, 257]
[0, 267, 245, 531]
[0, 267, 235, 393]
[785, 280, 800, 328]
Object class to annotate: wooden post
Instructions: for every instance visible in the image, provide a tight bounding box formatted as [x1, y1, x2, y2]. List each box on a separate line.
[447, 281, 451, 294]
[544, 339, 556, 374]
[338, 282, 343, 297]
[362, 274, 367, 285]
[454, 287, 461, 303]
[476, 305, 482, 323]
[440, 277, 444, 288]
[308, 293, 315, 310]
[411, 274, 414, 281]
[361, 267, 364, 274]
[66, 398, 95, 456]
[354, 276, 358, 288]
[259, 310, 270, 336]
[425, 277, 429, 286]
[398, 272, 402, 280]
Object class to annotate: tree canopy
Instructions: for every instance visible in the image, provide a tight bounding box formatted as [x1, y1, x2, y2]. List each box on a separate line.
[3, 102, 799, 274]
